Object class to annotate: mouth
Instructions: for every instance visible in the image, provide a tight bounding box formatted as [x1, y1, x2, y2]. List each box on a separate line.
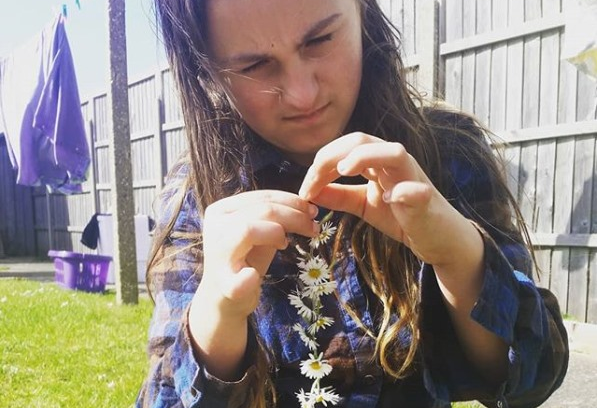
[284, 103, 330, 123]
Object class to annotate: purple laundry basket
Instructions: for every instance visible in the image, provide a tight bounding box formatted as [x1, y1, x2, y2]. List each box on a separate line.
[48, 250, 112, 293]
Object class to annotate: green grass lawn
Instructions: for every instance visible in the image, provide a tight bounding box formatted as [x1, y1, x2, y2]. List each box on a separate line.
[0, 279, 153, 408]
[0, 278, 484, 408]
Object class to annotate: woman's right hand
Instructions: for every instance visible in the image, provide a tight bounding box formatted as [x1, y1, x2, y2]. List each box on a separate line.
[188, 190, 318, 380]
[198, 190, 319, 317]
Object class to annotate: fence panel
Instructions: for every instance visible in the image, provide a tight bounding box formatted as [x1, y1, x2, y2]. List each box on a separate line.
[441, 0, 597, 323]
[0, 137, 35, 256]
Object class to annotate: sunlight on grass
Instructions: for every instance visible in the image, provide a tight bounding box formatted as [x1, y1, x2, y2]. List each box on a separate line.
[0, 279, 153, 408]
[0, 279, 491, 407]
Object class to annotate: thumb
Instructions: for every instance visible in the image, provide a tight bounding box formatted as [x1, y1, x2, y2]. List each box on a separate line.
[307, 183, 368, 217]
[383, 181, 433, 210]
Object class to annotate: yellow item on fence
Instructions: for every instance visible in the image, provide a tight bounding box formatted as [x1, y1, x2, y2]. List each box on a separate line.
[562, 0, 597, 80]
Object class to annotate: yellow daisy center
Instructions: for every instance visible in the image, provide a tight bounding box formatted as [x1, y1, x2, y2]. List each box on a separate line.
[309, 361, 321, 370]
[308, 268, 322, 279]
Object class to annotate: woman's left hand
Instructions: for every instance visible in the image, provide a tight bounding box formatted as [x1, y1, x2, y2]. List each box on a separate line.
[298, 132, 475, 269]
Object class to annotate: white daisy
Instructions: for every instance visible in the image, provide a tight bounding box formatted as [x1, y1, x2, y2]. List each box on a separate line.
[296, 389, 314, 408]
[309, 221, 338, 249]
[294, 244, 311, 267]
[298, 256, 331, 286]
[312, 387, 341, 406]
[288, 290, 315, 320]
[308, 316, 334, 335]
[295, 243, 309, 257]
[300, 353, 332, 379]
[293, 323, 319, 351]
[304, 280, 337, 298]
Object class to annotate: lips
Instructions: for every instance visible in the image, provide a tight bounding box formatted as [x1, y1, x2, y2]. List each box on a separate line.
[284, 103, 330, 122]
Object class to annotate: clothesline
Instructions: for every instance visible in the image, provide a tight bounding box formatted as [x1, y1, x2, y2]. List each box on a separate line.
[52, 0, 82, 20]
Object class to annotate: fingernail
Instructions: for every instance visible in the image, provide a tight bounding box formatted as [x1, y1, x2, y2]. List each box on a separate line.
[299, 187, 311, 200]
[337, 160, 348, 175]
[299, 173, 313, 199]
[309, 204, 319, 218]
[383, 190, 391, 202]
[313, 221, 320, 234]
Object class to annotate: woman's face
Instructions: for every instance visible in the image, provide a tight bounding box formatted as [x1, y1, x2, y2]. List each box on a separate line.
[206, 0, 363, 165]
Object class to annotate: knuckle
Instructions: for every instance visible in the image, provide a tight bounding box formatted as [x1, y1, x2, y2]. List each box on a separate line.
[392, 142, 407, 157]
[239, 221, 256, 239]
[312, 149, 326, 167]
[346, 131, 369, 146]
[259, 190, 274, 202]
[259, 204, 277, 220]
[355, 132, 369, 144]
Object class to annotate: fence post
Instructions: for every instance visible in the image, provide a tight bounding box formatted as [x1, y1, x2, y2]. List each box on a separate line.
[46, 190, 54, 251]
[417, 0, 440, 97]
[106, 0, 138, 304]
[87, 113, 99, 217]
[154, 69, 165, 191]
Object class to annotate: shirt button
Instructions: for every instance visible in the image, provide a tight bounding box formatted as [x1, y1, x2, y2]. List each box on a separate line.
[363, 375, 376, 386]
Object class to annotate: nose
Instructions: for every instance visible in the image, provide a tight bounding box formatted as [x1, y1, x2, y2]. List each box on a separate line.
[279, 59, 319, 111]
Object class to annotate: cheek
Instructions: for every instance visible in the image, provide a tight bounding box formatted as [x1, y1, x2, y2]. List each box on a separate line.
[324, 36, 362, 90]
[231, 89, 277, 129]
[225, 80, 277, 120]
[326, 50, 362, 98]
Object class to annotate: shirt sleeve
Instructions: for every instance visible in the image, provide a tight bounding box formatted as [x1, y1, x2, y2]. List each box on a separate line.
[135, 163, 257, 408]
[418, 112, 569, 408]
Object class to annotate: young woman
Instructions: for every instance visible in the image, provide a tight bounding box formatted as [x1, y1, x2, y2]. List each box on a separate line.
[136, 0, 568, 407]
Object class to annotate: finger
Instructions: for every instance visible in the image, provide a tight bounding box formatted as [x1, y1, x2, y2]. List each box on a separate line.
[309, 183, 399, 239]
[383, 181, 433, 209]
[307, 183, 369, 219]
[220, 265, 262, 302]
[219, 219, 290, 267]
[227, 202, 319, 239]
[336, 142, 418, 182]
[299, 132, 383, 200]
[298, 167, 340, 201]
[246, 246, 278, 277]
[208, 189, 317, 217]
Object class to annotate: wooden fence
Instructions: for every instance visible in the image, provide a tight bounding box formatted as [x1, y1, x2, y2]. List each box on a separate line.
[0, 137, 36, 256]
[441, 0, 597, 324]
[2, 0, 597, 323]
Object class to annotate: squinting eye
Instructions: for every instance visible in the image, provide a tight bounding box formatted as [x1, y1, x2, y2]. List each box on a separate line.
[240, 59, 268, 74]
[306, 33, 333, 47]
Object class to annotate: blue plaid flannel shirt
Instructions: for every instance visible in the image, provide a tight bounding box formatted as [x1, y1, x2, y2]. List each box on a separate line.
[136, 115, 568, 408]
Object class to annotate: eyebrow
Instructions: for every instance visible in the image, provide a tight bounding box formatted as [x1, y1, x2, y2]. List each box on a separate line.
[220, 13, 342, 66]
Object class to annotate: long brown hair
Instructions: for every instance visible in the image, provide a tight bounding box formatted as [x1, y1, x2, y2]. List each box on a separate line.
[149, 0, 531, 406]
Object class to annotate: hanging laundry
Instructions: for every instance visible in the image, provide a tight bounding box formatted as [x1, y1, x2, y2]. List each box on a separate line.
[0, 14, 89, 194]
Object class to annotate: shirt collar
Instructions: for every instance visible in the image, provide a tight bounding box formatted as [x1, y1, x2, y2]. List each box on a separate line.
[246, 136, 309, 177]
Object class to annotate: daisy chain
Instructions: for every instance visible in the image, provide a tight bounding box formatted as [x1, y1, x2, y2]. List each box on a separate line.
[288, 211, 340, 407]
